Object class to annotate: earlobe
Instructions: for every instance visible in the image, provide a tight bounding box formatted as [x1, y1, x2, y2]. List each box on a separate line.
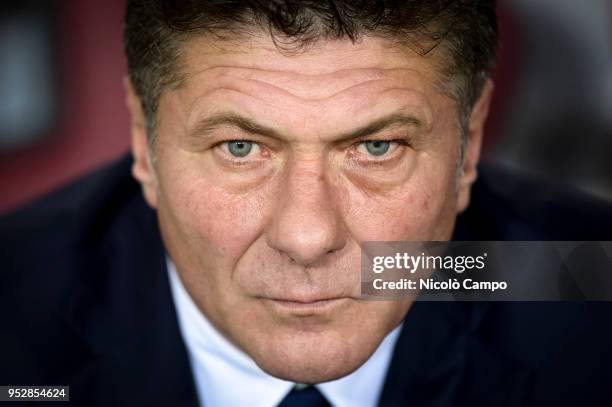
[124, 77, 159, 208]
[456, 79, 494, 214]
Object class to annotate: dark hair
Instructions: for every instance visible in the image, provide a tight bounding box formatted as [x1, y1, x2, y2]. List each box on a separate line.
[124, 0, 498, 142]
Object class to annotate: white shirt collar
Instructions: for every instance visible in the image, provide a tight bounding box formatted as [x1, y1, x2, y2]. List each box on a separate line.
[167, 259, 402, 407]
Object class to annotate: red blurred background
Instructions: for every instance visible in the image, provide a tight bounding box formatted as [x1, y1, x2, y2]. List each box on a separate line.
[0, 0, 129, 213]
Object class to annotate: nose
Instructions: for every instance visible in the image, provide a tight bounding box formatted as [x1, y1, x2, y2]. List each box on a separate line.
[266, 160, 347, 267]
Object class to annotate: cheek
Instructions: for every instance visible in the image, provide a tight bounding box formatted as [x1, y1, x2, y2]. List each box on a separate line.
[158, 168, 268, 266]
[342, 155, 457, 240]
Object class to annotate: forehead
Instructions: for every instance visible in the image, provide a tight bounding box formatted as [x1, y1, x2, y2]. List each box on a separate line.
[175, 34, 445, 93]
[159, 34, 454, 136]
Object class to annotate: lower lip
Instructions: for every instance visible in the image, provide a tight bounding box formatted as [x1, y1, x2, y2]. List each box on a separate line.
[266, 298, 349, 314]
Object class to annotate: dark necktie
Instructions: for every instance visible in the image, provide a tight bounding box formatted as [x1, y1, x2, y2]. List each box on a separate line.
[276, 385, 332, 407]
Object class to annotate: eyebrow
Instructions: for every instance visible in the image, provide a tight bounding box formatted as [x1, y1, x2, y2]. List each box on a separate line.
[338, 113, 423, 141]
[189, 112, 423, 142]
[190, 113, 283, 140]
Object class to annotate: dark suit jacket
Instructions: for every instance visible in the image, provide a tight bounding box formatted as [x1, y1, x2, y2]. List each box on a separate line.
[1, 154, 612, 406]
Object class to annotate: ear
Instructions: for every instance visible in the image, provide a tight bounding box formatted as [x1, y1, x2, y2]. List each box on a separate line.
[124, 77, 158, 208]
[456, 79, 494, 214]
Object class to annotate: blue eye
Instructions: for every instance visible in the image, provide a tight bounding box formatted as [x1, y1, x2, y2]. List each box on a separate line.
[227, 141, 253, 157]
[363, 140, 391, 156]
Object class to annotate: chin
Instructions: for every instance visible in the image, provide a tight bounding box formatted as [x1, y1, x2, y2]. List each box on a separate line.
[224, 298, 411, 383]
[246, 326, 382, 384]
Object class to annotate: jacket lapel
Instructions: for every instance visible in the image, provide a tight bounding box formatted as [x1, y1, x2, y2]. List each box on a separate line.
[63, 194, 199, 406]
[379, 301, 532, 406]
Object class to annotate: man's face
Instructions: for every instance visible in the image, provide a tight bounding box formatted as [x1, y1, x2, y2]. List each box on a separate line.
[129, 34, 488, 383]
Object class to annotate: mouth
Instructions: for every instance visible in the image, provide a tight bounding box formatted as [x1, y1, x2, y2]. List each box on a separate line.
[263, 296, 351, 315]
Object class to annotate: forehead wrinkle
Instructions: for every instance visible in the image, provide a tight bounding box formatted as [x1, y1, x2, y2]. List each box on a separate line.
[179, 78, 372, 127]
[180, 64, 434, 103]
[239, 77, 385, 103]
[182, 83, 433, 133]
[185, 65, 389, 81]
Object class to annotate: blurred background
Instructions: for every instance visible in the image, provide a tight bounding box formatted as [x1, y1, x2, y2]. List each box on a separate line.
[0, 0, 611, 214]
